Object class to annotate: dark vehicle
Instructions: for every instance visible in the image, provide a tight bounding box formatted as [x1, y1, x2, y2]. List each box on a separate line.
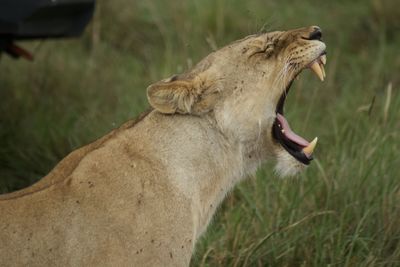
[0, 0, 95, 60]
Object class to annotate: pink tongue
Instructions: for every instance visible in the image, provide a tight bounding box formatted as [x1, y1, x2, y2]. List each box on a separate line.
[276, 113, 310, 147]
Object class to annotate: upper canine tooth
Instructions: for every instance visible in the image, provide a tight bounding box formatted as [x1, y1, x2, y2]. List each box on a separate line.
[310, 61, 324, 81]
[320, 63, 326, 78]
[303, 137, 318, 155]
[320, 54, 327, 65]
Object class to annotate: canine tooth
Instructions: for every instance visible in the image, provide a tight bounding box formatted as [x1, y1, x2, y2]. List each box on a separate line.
[310, 61, 324, 81]
[320, 54, 327, 65]
[320, 63, 326, 78]
[303, 137, 318, 155]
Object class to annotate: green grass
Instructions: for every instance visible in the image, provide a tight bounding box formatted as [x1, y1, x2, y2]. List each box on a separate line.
[1, 0, 400, 265]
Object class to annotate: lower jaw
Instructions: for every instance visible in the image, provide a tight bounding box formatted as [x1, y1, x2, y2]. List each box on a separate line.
[272, 121, 312, 165]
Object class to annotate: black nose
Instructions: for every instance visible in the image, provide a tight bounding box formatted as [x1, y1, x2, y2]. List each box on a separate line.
[309, 27, 322, 40]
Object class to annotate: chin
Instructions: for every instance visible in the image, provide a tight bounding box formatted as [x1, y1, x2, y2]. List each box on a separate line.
[274, 148, 307, 177]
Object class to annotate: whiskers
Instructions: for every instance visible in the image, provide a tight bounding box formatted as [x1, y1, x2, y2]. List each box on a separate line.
[272, 55, 297, 97]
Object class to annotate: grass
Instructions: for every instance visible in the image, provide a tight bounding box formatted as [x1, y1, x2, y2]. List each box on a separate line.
[1, 0, 400, 265]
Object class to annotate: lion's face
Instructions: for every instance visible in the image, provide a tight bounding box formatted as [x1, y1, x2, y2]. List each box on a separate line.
[147, 26, 326, 176]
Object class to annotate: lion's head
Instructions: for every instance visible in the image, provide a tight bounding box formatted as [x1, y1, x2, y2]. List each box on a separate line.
[147, 26, 326, 176]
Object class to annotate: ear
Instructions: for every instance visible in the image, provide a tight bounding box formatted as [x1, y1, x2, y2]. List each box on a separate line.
[147, 75, 218, 115]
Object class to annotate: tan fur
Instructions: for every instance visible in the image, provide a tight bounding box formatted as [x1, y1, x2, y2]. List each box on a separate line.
[0, 26, 325, 266]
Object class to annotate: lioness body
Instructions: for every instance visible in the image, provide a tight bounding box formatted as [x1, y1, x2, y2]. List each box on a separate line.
[0, 26, 326, 266]
[1, 112, 241, 266]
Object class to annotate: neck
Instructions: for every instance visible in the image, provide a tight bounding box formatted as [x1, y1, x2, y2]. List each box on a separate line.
[148, 112, 267, 238]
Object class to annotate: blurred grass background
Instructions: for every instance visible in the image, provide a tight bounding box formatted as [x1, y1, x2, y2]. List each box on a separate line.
[1, 0, 400, 265]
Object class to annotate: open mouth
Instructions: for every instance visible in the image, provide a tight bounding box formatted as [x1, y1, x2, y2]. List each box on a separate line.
[272, 52, 326, 165]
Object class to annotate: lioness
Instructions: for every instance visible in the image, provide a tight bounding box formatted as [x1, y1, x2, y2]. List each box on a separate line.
[0, 26, 326, 266]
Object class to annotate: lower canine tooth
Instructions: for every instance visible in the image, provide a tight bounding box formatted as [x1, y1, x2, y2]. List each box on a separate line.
[310, 61, 324, 81]
[303, 137, 318, 155]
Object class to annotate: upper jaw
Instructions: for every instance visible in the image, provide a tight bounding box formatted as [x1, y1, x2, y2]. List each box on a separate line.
[293, 44, 327, 81]
[277, 50, 327, 112]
